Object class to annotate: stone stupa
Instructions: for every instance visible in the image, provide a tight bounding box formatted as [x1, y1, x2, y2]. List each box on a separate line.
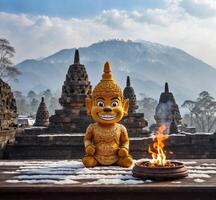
[154, 82, 182, 134]
[121, 76, 148, 137]
[48, 49, 92, 132]
[34, 97, 49, 127]
[0, 78, 17, 157]
[0, 78, 17, 132]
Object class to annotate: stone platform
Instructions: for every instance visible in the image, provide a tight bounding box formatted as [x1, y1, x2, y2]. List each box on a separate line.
[5, 128, 84, 159]
[0, 130, 16, 158]
[0, 159, 216, 200]
[4, 127, 216, 159]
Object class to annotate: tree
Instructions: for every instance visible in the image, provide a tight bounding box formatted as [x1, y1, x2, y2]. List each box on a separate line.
[14, 88, 61, 116]
[48, 96, 59, 115]
[138, 97, 158, 125]
[13, 91, 23, 100]
[27, 90, 37, 100]
[40, 89, 52, 101]
[0, 39, 20, 81]
[182, 91, 216, 132]
[30, 98, 39, 115]
[182, 100, 196, 126]
[17, 98, 30, 115]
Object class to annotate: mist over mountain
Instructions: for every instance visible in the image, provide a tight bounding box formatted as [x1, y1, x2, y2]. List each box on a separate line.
[13, 39, 216, 104]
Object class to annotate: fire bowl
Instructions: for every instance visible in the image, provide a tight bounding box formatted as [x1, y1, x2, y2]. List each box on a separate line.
[132, 160, 188, 181]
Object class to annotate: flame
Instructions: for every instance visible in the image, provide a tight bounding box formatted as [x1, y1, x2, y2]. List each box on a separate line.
[148, 124, 169, 166]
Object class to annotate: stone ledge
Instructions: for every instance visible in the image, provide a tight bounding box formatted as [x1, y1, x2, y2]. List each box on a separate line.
[0, 159, 216, 200]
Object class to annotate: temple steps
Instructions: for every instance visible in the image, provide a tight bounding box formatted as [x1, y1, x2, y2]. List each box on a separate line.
[5, 145, 84, 159]
[4, 128, 216, 160]
[4, 130, 85, 159]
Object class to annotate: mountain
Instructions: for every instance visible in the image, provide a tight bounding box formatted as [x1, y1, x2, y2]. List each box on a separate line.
[13, 39, 216, 104]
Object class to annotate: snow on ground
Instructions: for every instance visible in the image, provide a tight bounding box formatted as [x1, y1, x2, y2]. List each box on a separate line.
[37, 133, 85, 137]
[184, 132, 214, 135]
[1, 160, 215, 185]
[180, 161, 197, 164]
[169, 134, 186, 137]
[193, 178, 206, 183]
[25, 126, 46, 129]
[87, 179, 151, 185]
[171, 181, 181, 184]
[187, 166, 216, 170]
[130, 136, 152, 140]
[202, 163, 216, 166]
[3, 160, 142, 185]
[188, 169, 216, 174]
[0, 160, 82, 167]
[7, 179, 79, 184]
[187, 174, 211, 178]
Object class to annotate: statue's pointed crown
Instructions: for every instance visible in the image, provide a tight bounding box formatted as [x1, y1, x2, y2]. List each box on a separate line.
[92, 62, 123, 98]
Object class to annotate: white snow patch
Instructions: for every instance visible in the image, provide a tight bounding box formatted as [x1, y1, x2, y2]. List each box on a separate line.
[188, 169, 216, 174]
[181, 161, 197, 164]
[185, 132, 214, 135]
[52, 179, 79, 184]
[75, 169, 131, 175]
[202, 163, 216, 166]
[3, 171, 18, 174]
[169, 134, 185, 137]
[171, 181, 181, 184]
[93, 166, 132, 170]
[86, 178, 150, 185]
[194, 178, 206, 183]
[0, 160, 84, 167]
[11, 173, 136, 181]
[187, 166, 216, 170]
[188, 174, 210, 178]
[19, 160, 84, 169]
[38, 133, 84, 137]
[131, 136, 152, 140]
[6, 179, 79, 184]
[25, 126, 46, 129]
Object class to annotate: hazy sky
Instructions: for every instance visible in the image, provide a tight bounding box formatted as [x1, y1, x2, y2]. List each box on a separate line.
[1, 0, 216, 67]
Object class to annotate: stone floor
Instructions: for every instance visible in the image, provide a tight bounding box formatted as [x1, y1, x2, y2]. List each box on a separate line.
[0, 159, 216, 200]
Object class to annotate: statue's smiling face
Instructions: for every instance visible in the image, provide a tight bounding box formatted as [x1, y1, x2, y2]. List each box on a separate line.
[91, 96, 125, 124]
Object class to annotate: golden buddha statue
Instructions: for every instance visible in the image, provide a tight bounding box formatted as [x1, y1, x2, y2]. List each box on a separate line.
[82, 62, 133, 168]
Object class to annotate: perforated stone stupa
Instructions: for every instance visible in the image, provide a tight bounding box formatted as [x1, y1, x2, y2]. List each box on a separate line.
[0, 78, 17, 132]
[48, 49, 92, 132]
[34, 97, 49, 127]
[0, 78, 17, 157]
[154, 82, 182, 133]
[121, 76, 148, 137]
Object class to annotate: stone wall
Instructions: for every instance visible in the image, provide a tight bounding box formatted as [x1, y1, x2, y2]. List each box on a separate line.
[0, 78, 17, 158]
[5, 130, 216, 160]
[130, 132, 216, 159]
[0, 130, 16, 158]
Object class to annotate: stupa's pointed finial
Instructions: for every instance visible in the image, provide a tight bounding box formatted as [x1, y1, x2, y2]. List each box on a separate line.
[41, 97, 44, 102]
[165, 82, 169, 93]
[126, 76, 130, 87]
[102, 62, 113, 80]
[74, 49, 80, 64]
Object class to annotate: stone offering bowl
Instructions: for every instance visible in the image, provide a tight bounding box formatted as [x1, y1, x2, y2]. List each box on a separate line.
[132, 160, 188, 180]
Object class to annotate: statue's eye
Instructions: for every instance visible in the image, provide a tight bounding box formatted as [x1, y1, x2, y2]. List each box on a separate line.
[111, 101, 119, 107]
[97, 101, 105, 107]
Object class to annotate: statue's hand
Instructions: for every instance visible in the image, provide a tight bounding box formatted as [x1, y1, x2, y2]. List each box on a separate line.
[118, 147, 129, 157]
[85, 144, 96, 156]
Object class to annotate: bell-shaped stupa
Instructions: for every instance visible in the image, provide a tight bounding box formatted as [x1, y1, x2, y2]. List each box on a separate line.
[154, 82, 182, 133]
[48, 49, 92, 132]
[34, 97, 49, 127]
[121, 76, 148, 137]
